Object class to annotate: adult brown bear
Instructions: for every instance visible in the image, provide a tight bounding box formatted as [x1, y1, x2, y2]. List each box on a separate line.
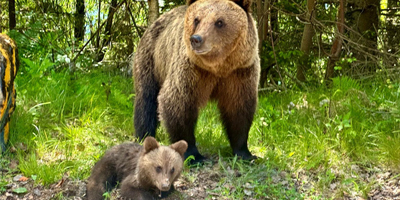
[133, 0, 260, 163]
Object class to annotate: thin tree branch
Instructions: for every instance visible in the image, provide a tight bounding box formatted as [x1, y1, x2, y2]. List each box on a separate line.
[72, 0, 127, 63]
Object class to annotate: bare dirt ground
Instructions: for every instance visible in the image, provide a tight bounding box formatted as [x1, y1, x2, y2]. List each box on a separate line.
[1, 158, 400, 200]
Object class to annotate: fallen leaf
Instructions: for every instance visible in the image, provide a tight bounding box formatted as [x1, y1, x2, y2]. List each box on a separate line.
[12, 187, 28, 194]
[18, 176, 29, 181]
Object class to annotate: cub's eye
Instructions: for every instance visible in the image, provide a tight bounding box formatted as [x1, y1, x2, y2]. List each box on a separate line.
[156, 166, 162, 173]
[170, 167, 175, 174]
[215, 20, 224, 28]
[194, 18, 200, 26]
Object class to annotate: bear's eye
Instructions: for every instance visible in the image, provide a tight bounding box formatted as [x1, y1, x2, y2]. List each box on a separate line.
[156, 166, 162, 173]
[170, 167, 175, 174]
[194, 18, 200, 26]
[215, 20, 224, 28]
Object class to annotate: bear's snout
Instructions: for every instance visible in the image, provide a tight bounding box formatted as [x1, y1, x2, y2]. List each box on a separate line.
[190, 35, 203, 49]
[160, 178, 170, 191]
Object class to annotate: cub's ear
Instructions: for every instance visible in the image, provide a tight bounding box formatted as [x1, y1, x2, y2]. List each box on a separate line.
[170, 140, 188, 157]
[233, 0, 252, 12]
[143, 137, 160, 153]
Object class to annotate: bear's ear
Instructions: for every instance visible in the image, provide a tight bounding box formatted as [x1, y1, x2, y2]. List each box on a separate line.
[186, 0, 197, 6]
[143, 137, 160, 153]
[170, 140, 188, 157]
[233, 0, 252, 12]
[187, 0, 252, 12]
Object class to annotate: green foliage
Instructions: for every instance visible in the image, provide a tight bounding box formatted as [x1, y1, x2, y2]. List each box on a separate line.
[332, 76, 361, 93]
[102, 192, 111, 199]
[9, 46, 134, 184]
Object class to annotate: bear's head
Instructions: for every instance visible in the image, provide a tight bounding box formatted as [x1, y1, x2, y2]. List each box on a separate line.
[138, 137, 188, 192]
[184, 0, 255, 75]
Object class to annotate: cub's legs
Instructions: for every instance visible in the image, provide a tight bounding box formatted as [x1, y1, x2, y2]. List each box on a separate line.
[120, 184, 156, 200]
[87, 159, 117, 200]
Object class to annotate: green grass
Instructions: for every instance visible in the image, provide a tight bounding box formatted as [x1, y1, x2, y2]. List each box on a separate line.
[3, 60, 400, 199]
[8, 67, 135, 184]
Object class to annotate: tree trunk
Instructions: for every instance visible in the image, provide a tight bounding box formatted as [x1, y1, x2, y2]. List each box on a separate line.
[324, 0, 346, 82]
[74, 0, 85, 43]
[0, 3, 2, 33]
[256, 0, 268, 51]
[258, 0, 279, 87]
[385, 0, 400, 56]
[346, 0, 379, 75]
[296, 0, 316, 82]
[96, 0, 101, 50]
[96, 0, 118, 62]
[9, 0, 16, 30]
[148, 0, 159, 26]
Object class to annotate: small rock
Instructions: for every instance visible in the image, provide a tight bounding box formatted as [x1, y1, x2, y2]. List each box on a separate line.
[393, 188, 400, 196]
[330, 183, 337, 190]
[33, 188, 41, 196]
[244, 189, 252, 196]
[13, 175, 23, 182]
[244, 182, 254, 189]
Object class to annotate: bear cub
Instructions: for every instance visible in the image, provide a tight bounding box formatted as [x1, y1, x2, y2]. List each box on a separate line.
[86, 137, 188, 200]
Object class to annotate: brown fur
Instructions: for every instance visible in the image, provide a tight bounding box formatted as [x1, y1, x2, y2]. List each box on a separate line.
[133, 0, 260, 163]
[86, 137, 188, 200]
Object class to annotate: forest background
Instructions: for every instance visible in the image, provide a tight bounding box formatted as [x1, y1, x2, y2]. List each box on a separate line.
[1, 0, 400, 199]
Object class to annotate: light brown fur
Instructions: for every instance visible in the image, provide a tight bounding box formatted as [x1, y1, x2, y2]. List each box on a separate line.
[86, 137, 187, 200]
[133, 0, 260, 163]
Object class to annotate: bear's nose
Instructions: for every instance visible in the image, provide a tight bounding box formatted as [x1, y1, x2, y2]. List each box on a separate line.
[160, 178, 170, 191]
[190, 35, 203, 49]
[161, 183, 170, 190]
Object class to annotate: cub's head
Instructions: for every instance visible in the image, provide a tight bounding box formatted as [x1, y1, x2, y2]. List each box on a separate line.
[138, 137, 188, 192]
[184, 0, 252, 69]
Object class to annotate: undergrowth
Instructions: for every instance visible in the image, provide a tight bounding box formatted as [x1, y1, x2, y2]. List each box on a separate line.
[2, 51, 400, 198]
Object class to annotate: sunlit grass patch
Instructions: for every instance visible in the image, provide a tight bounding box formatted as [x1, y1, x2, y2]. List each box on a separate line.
[9, 69, 134, 185]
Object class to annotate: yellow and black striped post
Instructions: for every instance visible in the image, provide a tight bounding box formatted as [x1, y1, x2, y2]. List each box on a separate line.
[0, 34, 19, 152]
